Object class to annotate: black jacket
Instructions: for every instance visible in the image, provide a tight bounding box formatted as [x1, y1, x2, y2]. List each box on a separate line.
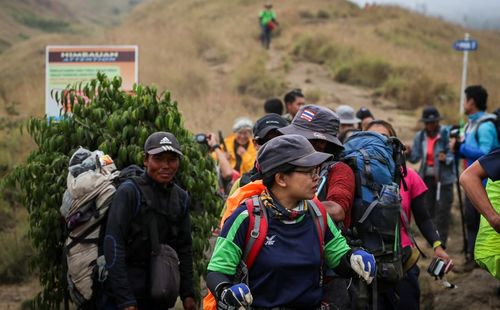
[103, 173, 194, 308]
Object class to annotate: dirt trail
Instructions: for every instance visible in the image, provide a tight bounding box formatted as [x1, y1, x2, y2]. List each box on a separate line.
[0, 279, 39, 310]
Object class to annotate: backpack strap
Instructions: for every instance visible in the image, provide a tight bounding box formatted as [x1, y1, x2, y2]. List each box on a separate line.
[474, 114, 498, 143]
[358, 148, 382, 193]
[243, 196, 268, 269]
[308, 199, 327, 257]
[399, 209, 427, 259]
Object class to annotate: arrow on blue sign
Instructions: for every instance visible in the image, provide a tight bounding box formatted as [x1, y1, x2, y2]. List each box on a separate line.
[453, 39, 478, 51]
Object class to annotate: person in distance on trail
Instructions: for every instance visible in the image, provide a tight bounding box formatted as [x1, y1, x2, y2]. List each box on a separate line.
[450, 85, 499, 270]
[259, 3, 279, 49]
[263, 97, 284, 115]
[283, 88, 305, 123]
[206, 134, 376, 309]
[101, 132, 196, 310]
[336, 105, 361, 141]
[367, 120, 452, 310]
[460, 146, 500, 279]
[356, 107, 374, 130]
[406, 106, 456, 247]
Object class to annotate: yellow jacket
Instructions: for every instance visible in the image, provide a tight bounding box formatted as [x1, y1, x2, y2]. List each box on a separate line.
[223, 133, 256, 175]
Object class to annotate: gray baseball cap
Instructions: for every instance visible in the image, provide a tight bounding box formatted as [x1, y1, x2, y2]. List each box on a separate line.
[278, 105, 343, 148]
[336, 105, 361, 125]
[257, 134, 332, 175]
[144, 132, 183, 156]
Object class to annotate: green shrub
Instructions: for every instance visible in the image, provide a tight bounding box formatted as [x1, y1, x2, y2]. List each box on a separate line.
[292, 35, 341, 64]
[305, 89, 323, 103]
[334, 58, 393, 88]
[13, 11, 69, 33]
[0, 231, 33, 283]
[235, 56, 287, 99]
[317, 9, 331, 19]
[2, 73, 222, 308]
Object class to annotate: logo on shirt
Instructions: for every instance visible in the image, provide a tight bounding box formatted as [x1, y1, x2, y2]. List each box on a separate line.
[265, 235, 276, 246]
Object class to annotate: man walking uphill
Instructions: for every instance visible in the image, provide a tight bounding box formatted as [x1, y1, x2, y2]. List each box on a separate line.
[259, 3, 279, 49]
[101, 132, 196, 310]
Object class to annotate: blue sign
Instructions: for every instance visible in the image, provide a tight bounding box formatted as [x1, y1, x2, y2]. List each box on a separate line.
[453, 39, 478, 51]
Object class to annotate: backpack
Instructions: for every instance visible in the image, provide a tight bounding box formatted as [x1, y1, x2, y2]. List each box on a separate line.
[341, 131, 407, 289]
[204, 195, 328, 310]
[471, 109, 500, 144]
[61, 148, 181, 308]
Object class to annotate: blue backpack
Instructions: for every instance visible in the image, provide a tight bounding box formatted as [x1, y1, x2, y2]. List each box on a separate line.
[342, 131, 407, 289]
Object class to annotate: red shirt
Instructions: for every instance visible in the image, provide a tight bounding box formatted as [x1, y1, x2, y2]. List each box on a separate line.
[426, 135, 438, 167]
[325, 162, 355, 228]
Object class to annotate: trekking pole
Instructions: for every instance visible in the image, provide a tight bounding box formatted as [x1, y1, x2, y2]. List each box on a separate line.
[454, 154, 469, 260]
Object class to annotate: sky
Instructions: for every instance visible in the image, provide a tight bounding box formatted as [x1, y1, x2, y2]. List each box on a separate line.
[349, 0, 500, 29]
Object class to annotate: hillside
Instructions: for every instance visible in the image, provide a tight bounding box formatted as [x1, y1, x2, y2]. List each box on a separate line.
[1, 0, 500, 308]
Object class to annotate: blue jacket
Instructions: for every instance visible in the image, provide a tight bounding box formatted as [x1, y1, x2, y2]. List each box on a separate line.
[460, 111, 499, 166]
[408, 126, 456, 185]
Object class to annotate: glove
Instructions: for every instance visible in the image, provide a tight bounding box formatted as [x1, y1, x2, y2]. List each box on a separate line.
[350, 250, 376, 284]
[219, 283, 253, 307]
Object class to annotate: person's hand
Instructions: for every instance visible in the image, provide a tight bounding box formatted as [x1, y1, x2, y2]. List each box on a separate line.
[434, 246, 453, 273]
[123, 306, 137, 310]
[206, 133, 218, 148]
[449, 137, 457, 152]
[182, 297, 196, 310]
[220, 283, 253, 307]
[438, 152, 446, 162]
[236, 146, 247, 157]
[350, 250, 376, 284]
[488, 213, 500, 234]
[404, 144, 412, 156]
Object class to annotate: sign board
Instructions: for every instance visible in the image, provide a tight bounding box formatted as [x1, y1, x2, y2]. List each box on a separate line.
[453, 39, 478, 51]
[45, 45, 138, 119]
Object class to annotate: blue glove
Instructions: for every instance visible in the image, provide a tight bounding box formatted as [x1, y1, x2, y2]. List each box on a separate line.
[350, 249, 376, 284]
[220, 283, 253, 307]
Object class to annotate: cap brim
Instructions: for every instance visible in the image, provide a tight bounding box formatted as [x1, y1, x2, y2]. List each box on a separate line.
[340, 118, 361, 125]
[279, 124, 343, 148]
[147, 146, 183, 156]
[289, 151, 332, 167]
[255, 126, 280, 139]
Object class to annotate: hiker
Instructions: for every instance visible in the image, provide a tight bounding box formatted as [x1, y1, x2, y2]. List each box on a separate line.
[451, 85, 499, 270]
[227, 113, 288, 193]
[101, 132, 196, 310]
[264, 97, 284, 115]
[406, 106, 456, 246]
[259, 3, 279, 49]
[336, 105, 361, 141]
[204, 132, 234, 196]
[283, 88, 305, 122]
[356, 107, 374, 130]
[206, 134, 376, 309]
[278, 105, 357, 308]
[223, 117, 257, 175]
[460, 147, 500, 279]
[367, 120, 453, 310]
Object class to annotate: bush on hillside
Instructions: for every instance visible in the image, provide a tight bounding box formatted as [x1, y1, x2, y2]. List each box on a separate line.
[335, 58, 392, 88]
[0, 232, 33, 283]
[235, 56, 287, 99]
[292, 35, 341, 65]
[2, 73, 222, 308]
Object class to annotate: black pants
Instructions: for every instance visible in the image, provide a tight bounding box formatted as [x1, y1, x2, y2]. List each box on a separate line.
[423, 177, 454, 246]
[464, 195, 480, 259]
[378, 265, 420, 310]
[261, 25, 272, 49]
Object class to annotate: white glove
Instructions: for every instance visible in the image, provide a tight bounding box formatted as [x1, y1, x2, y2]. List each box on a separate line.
[350, 250, 376, 284]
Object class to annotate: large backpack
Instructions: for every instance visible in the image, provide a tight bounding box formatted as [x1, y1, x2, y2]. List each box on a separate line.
[203, 194, 328, 310]
[470, 109, 500, 144]
[60, 148, 176, 308]
[341, 131, 407, 289]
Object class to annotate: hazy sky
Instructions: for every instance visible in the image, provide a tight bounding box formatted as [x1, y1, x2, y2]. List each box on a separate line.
[349, 0, 500, 28]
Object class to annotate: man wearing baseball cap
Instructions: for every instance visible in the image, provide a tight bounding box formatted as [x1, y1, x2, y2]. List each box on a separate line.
[103, 132, 196, 310]
[407, 106, 456, 247]
[336, 105, 361, 136]
[278, 105, 356, 309]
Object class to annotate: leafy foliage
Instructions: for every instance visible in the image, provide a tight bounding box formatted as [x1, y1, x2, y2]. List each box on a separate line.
[3, 73, 222, 308]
